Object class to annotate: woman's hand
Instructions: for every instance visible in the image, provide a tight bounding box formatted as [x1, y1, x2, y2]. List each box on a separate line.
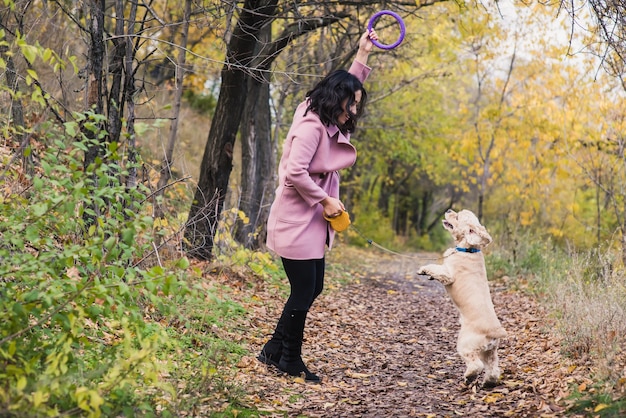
[360, 29, 378, 53]
[355, 29, 378, 65]
[321, 196, 345, 218]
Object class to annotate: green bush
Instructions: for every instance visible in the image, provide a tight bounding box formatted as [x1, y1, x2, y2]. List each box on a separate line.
[0, 117, 189, 417]
[485, 232, 569, 291]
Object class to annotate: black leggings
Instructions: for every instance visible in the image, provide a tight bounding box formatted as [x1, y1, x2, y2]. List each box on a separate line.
[281, 257, 325, 312]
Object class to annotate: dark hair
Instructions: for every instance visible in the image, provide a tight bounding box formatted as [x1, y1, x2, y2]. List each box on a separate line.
[304, 69, 367, 134]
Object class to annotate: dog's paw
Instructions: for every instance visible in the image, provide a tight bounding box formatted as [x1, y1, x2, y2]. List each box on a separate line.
[463, 372, 480, 387]
[417, 267, 432, 279]
[481, 375, 500, 389]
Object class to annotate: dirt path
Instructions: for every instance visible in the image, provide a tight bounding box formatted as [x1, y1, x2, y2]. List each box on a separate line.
[242, 247, 591, 417]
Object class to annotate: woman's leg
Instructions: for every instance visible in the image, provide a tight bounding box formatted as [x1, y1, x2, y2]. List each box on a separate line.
[277, 257, 324, 382]
[257, 257, 324, 376]
[282, 257, 324, 311]
[257, 308, 288, 367]
[310, 258, 325, 309]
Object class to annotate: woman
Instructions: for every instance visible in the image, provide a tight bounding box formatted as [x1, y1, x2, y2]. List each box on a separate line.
[259, 30, 379, 382]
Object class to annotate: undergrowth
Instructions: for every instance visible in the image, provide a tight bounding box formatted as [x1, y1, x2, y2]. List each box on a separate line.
[0, 115, 282, 417]
[487, 238, 626, 416]
[0, 117, 191, 416]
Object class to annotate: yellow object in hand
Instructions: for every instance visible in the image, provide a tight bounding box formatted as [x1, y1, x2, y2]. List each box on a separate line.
[324, 211, 351, 232]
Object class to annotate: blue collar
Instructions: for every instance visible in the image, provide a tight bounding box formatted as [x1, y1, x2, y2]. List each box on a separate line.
[456, 247, 481, 253]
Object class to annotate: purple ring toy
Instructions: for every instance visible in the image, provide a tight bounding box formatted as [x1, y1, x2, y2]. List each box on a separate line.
[367, 10, 406, 50]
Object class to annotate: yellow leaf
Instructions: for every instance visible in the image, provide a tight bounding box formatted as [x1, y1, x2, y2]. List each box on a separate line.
[483, 393, 504, 404]
[26, 69, 38, 81]
[16, 376, 26, 391]
[346, 371, 372, 379]
[578, 383, 587, 392]
[594, 404, 609, 412]
[32, 390, 47, 407]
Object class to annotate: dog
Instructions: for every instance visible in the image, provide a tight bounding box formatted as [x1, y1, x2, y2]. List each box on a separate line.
[417, 209, 506, 388]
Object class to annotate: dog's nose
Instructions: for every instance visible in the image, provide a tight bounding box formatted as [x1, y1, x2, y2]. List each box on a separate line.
[446, 209, 454, 214]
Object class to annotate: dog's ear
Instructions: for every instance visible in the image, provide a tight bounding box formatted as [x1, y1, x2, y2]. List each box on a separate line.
[466, 224, 493, 246]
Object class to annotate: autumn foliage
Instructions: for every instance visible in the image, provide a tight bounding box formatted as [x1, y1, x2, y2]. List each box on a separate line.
[2, 0, 626, 416]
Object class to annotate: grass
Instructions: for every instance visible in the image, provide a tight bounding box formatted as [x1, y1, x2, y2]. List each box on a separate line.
[153, 266, 272, 416]
[487, 240, 626, 416]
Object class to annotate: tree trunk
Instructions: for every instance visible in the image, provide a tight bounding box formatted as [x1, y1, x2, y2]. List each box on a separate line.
[107, 0, 126, 147]
[123, 0, 139, 189]
[184, 0, 278, 260]
[155, 0, 192, 216]
[82, 0, 106, 226]
[1, 2, 33, 175]
[4, 54, 32, 176]
[235, 22, 275, 249]
[236, 73, 274, 248]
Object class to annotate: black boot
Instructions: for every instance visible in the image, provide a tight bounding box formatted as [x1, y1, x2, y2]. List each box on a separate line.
[278, 310, 320, 383]
[257, 310, 287, 367]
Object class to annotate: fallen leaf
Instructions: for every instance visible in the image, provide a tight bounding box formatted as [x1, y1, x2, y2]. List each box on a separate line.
[594, 403, 609, 412]
[483, 393, 504, 404]
[345, 371, 372, 379]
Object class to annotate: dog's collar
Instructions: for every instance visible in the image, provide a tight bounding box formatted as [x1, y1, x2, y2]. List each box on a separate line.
[456, 247, 481, 253]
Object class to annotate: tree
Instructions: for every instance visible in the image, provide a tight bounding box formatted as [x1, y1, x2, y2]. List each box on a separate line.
[558, 0, 626, 261]
[560, 0, 626, 81]
[183, 0, 279, 260]
[458, 16, 518, 221]
[155, 0, 193, 221]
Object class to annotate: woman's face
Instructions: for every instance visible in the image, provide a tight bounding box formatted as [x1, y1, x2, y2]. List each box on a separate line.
[338, 90, 362, 126]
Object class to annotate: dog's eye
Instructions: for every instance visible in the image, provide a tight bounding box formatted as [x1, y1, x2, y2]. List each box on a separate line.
[469, 228, 475, 234]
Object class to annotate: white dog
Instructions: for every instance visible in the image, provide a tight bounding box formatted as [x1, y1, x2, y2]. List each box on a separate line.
[417, 209, 506, 388]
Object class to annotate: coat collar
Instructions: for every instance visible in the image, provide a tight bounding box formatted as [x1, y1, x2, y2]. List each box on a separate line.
[326, 124, 350, 144]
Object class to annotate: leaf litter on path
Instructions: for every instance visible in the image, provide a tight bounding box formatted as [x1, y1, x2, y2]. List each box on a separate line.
[239, 246, 591, 417]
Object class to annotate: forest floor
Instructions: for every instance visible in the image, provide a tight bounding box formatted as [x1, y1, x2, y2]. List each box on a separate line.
[219, 245, 594, 417]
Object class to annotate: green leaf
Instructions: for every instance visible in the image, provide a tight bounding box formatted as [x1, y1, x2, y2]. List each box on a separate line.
[31, 203, 48, 217]
[104, 236, 116, 250]
[121, 228, 135, 245]
[20, 44, 38, 65]
[176, 257, 190, 269]
[26, 68, 38, 81]
[42, 48, 52, 63]
[64, 121, 77, 137]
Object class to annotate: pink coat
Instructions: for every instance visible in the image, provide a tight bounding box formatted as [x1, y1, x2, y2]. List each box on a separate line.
[266, 60, 371, 260]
